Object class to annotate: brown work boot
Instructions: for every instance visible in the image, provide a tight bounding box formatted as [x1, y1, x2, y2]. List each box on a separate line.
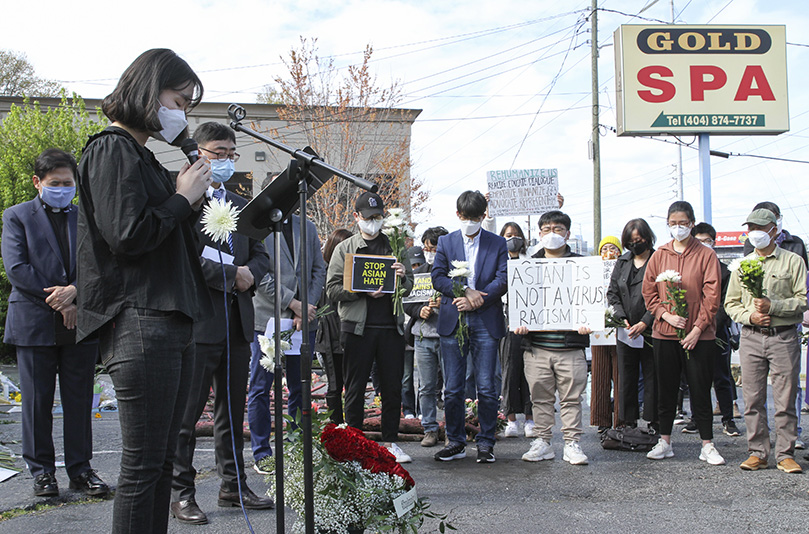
[421, 431, 438, 447]
[777, 458, 802, 474]
[740, 455, 768, 471]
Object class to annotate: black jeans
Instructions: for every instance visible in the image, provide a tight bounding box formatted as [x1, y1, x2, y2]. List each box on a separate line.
[99, 308, 195, 534]
[343, 328, 405, 442]
[499, 332, 531, 417]
[617, 338, 657, 425]
[320, 350, 345, 424]
[654, 338, 714, 439]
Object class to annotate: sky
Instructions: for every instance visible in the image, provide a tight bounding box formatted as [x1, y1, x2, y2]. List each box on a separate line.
[3, 0, 808, 249]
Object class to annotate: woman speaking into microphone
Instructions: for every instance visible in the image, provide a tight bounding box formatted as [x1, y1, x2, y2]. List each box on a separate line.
[76, 49, 214, 534]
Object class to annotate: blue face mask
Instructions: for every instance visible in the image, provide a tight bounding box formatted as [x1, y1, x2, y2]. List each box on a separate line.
[40, 186, 76, 209]
[210, 158, 235, 183]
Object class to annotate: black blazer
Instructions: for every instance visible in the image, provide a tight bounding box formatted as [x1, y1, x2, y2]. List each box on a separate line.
[607, 251, 654, 331]
[194, 191, 269, 344]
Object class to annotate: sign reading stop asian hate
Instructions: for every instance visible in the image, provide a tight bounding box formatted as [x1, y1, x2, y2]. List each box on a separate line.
[343, 254, 397, 294]
[614, 25, 788, 136]
[486, 168, 559, 217]
[507, 256, 606, 331]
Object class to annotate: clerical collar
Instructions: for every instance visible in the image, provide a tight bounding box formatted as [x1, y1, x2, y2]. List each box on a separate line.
[38, 196, 66, 213]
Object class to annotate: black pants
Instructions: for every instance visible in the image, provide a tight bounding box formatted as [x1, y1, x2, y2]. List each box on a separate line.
[499, 332, 531, 417]
[321, 350, 345, 424]
[654, 338, 714, 439]
[617, 338, 658, 425]
[172, 331, 250, 501]
[713, 330, 736, 423]
[343, 328, 405, 442]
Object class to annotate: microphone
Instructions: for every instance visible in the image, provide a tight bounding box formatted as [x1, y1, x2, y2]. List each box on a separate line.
[180, 138, 199, 164]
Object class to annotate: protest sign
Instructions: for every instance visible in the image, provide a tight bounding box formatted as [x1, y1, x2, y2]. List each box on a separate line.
[343, 254, 397, 293]
[402, 273, 434, 304]
[590, 258, 617, 346]
[507, 256, 606, 331]
[486, 168, 559, 217]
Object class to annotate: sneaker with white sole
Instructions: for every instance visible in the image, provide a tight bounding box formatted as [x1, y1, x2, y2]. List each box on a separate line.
[434, 442, 466, 461]
[795, 439, 806, 450]
[504, 421, 519, 438]
[647, 438, 674, 460]
[387, 443, 412, 463]
[522, 438, 555, 462]
[524, 420, 536, 438]
[563, 441, 588, 465]
[699, 442, 726, 465]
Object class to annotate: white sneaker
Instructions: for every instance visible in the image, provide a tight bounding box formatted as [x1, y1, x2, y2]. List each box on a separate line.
[522, 438, 555, 462]
[388, 443, 412, 463]
[524, 420, 536, 438]
[699, 442, 726, 465]
[563, 441, 589, 465]
[647, 438, 674, 460]
[404, 414, 416, 420]
[795, 439, 806, 450]
[504, 421, 519, 438]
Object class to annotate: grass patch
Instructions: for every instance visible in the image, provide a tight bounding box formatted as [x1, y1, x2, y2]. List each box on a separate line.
[0, 496, 106, 522]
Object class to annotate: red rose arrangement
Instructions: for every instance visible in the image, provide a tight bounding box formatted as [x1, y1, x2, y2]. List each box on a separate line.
[320, 423, 415, 489]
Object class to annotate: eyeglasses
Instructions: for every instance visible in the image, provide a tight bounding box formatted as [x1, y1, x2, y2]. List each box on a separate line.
[666, 221, 691, 228]
[200, 147, 240, 162]
[539, 225, 567, 235]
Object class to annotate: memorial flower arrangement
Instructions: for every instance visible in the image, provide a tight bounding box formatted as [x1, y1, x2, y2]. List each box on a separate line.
[201, 197, 240, 245]
[729, 256, 766, 298]
[656, 269, 689, 356]
[383, 208, 414, 317]
[464, 398, 507, 436]
[264, 412, 453, 534]
[448, 260, 472, 350]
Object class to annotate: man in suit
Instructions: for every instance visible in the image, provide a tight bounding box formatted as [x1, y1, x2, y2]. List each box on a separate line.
[431, 191, 508, 463]
[170, 123, 272, 524]
[2, 149, 109, 497]
[248, 174, 327, 473]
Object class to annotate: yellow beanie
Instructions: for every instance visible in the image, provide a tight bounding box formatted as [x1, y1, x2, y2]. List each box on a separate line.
[598, 235, 622, 254]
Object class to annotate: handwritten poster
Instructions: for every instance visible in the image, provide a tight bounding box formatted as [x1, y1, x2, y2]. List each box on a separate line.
[486, 168, 559, 217]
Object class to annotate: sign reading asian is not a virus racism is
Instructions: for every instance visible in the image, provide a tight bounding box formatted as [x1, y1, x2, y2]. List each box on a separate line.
[343, 254, 397, 294]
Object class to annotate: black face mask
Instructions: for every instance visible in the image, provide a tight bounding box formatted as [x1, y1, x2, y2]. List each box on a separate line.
[627, 241, 649, 256]
[506, 236, 524, 253]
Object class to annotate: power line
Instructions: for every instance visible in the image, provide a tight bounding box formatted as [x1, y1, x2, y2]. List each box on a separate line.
[706, 0, 735, 23]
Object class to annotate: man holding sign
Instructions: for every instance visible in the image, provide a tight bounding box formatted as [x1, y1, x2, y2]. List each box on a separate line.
[514, 211, 591, 466]
[326, 192, 414, 463]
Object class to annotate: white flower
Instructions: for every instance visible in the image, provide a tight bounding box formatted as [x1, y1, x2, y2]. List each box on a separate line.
[605, 305, 617, 317]
[259, 353, 274, 372]
[405, 227, 415, 238]
[201, 198, 239, 245]
[728, 258, 742, 272]
[448, 267, 472, 279]
[451, 260, 470, 269]
[388, 208, 404, 218]
[382, 226, 396, 237]
[257, 335, 273, 356]
[655, 269, 682, 283]
[384, 215, 405, 228]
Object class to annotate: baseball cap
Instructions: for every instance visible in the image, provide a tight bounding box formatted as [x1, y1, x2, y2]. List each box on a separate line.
[355, 191, 384, 218]
[743, 208, 777, 227]
[408, 246, 426, 265]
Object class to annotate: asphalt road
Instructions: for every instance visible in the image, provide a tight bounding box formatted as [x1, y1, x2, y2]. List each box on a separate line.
[1, 373, 808, 533]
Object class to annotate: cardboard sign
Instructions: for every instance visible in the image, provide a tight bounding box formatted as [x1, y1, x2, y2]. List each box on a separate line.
[590, 258, 618, 346]
[402, 273, 434, 304]
[486, 169, 559, 217]
[507, 256, 606, 331]
[343, 254, 397, 294]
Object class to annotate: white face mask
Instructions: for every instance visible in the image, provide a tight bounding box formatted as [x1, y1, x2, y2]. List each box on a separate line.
[776, 217, 783, 233]
[747, 229, 773, 250]
[669, 225, 692, 242]
[423, 251, 436, 265]
[540, 232, 567, 251]
[153, 106, 188, 144]
[459, 219, 481, 236]
[358, 218, 383, 236]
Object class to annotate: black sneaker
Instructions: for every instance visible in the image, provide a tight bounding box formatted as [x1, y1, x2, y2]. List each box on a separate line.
[682, 420, 698, 434]
[476, 445, 495, 463]
[434, 442, 466, 462]
[723, 420, 741, 437]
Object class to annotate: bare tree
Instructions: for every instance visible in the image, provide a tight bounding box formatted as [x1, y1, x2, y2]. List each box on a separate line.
[0, 50, 62, 97]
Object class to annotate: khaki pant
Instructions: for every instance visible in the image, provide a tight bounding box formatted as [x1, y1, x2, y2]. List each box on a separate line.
[739, 327, 800, 462]
[524, 346, 588, 442]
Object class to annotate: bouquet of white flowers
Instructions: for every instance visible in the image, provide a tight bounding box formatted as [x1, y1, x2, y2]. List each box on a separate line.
[382, 208, 413, 317]
[448, 260, 473, 351]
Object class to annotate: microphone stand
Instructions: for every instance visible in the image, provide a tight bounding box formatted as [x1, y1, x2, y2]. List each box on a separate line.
[228, 104, 377, 534]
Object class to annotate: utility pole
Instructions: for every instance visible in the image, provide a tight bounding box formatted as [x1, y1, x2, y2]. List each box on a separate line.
[672, 0, 684, 200]
[591, 0, 601, 247]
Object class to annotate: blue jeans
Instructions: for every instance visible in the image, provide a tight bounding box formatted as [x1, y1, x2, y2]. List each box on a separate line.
[441, 313, 500, 447]
[99, 308, 195, 534]
[415, 337, 442, 432]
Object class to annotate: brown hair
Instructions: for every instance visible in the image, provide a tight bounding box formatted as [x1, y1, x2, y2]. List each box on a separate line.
[323, 228, 353, 263]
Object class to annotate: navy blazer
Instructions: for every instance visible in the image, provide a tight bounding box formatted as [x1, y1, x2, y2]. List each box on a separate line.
[194, 191, 270, 344]
[2, 199, 77, 346]
[431, 229, 508, 340]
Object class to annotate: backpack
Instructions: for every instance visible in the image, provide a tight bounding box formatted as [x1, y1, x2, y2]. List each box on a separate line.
[600, 426, 658, 452]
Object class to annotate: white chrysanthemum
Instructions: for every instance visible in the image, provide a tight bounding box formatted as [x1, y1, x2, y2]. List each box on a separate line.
[384, 215, 405, 228]
[728, 258, 743, 272]
[605, 305, 617, 317]
[448, 267, 472, 279]
[382, 226, 396, 237]
[388, 208, 404, 218]
[451, 260, 470, 269]
[201, 198, 239, 245]
[257, 335, 273, 356]
[655, 269, 682, 283]
[405, 227, 415, 238]
[259, 353, 274, 372]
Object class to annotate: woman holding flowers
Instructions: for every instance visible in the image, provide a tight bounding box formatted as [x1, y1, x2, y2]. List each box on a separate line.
[641, 201, 724, 465]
